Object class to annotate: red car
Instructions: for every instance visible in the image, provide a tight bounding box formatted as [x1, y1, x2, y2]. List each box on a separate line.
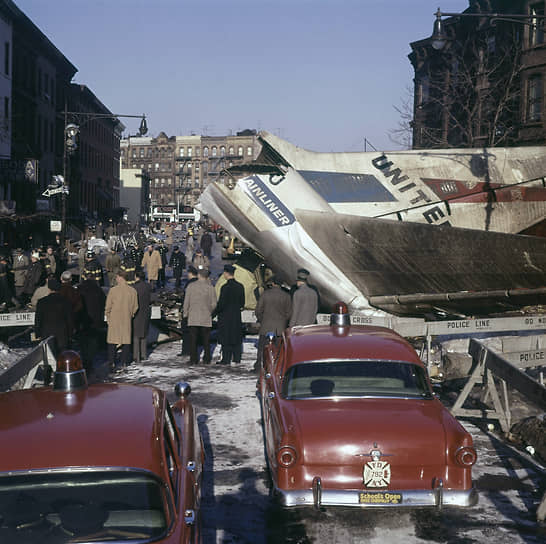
[0, 351, 203, 543]
[259, 303, 478, 509]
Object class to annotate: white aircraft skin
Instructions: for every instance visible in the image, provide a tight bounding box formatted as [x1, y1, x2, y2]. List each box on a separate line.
[199, 170, 374, 312]
[199, 133, 546, 315]
[258, 132, 546, 234]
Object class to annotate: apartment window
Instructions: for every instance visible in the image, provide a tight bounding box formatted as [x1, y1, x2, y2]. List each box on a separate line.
[418, 76, 430, 106]
[187, 147, 192, 157]
[203, 146, 209, 157]
[203, 161, 208, 174]
[527, 74, 543, 122]
[195, 147, 200, 157]
[4, 42, 9, 75]
[155, 162, 159, 171]
[212, 146, 217, 157]
[187, 162, 192, 172]
[229, 146, 234, 155]
[140, 148, 144, 157]
[179, 147, 184, 157]
[247, 146, 252, 156]
[220, 146, 225, 157]
[238, 146, 243, 156]
[148, 148, 153, 157]
[529, 3, 545, 46]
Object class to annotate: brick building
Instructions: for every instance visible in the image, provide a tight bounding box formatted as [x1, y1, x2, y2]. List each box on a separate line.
[409, 0, 546, 149]
[121, 130, 257, 223]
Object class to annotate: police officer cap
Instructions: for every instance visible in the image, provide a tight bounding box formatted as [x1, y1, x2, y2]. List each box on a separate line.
[224, 264, 236, 274]
[297, 268, 310, 281]
[86, 249, 94, 258]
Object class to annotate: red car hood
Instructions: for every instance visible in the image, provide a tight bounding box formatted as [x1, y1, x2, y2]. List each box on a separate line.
[290, 398, 446, 467]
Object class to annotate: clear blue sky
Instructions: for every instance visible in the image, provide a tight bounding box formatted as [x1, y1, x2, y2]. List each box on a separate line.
[15, 0, 469, 152]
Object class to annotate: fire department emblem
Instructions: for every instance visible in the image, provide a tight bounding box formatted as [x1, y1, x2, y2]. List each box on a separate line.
[363, 460, 391, 487]
[362, 448, 391, 487]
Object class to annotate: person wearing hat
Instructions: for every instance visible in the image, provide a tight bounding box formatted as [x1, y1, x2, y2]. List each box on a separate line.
[105, 269, 139, 370]
[141, 244, 162, 291]
[157, 241, 169, 289]
[132, 270, 153, 363]
[182, 268, 217, 365]
[289, 268, 318, 327]
[214, 264, 245, 365]
[0, 252, 13, 312]
[254, 275, 292, 371]
[44, 245, 57, 277]
[59, 270, 83, 333]
[168, 245, 186, 289]
[82, 248, 104, 286]
[22, 251, 44, 305]
[35, 277, 74, 355]
[191, 247, 210, 272]
[105, 247, 121, 288]
[12, 247, 29, 300]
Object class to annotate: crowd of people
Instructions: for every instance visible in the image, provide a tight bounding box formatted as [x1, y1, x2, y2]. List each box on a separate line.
[1, 221, 320, 376]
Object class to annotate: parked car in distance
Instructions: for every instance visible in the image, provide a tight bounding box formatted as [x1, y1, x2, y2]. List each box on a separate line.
[0, 350, 204, 543]
[258, 303, 478, 509]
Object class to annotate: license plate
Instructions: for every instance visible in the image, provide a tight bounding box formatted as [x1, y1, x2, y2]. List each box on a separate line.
[359, 491, 402, 505]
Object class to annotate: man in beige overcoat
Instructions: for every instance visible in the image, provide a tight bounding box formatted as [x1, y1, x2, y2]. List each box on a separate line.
[141, 245, 162, 291]
[105, 269, 138, 370]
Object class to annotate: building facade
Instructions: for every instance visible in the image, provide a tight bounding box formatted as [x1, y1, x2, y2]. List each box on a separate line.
[409, 0, 546, 149]
[0, 0, 124, 247]
[121, 130, 258, 223]
[0, 3, 11, 160]
[64, 83, 124, 231]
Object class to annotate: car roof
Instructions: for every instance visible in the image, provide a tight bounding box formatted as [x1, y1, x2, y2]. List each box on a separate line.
[0, 384, 165, 475]
[284, 324, 423, 368]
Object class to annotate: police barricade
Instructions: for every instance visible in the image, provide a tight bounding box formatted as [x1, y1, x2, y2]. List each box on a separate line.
[0, 336, 56, 392]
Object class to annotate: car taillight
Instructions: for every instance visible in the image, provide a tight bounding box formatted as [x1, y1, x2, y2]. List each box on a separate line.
[455, 446, 477, 467]
[277, 446, 297, 468]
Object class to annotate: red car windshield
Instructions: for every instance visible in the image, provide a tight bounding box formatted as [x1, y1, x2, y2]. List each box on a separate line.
[0, 470, 170, 542]
[282, 360, 432, 399]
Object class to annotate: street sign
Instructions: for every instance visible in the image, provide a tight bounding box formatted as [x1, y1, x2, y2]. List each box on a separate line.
[42, 185, 69, 197]
[50, 220, 62, 232]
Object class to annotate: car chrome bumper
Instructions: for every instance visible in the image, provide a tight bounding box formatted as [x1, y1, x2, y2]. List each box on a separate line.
[275, 484, 478, 509]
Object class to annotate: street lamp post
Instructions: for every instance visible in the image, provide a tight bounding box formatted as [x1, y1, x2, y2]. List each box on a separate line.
[431, 7, 546, 50]
[60, 108, 147, 245]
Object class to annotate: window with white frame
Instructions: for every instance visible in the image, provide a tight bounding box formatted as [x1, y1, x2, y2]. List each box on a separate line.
[527, 74, 543, 122]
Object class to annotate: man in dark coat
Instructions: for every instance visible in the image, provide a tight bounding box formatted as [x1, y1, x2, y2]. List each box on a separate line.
[214, 264, 245, 365]
[35, 278, 74, 355]
[157, 242, 169, 288]
[77, 276, 106, 373]
[59, 270, 83, 334]
[254, 276, 292, 371]
[168, 245, 186, 289]
[22, 252, 44, 304]
[200, 230, 213, 258]
[0, 253, 13, 311]
[132, 270, 152, 363]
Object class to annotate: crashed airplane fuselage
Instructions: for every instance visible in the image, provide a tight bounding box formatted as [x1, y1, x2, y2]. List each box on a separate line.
[198, 132, 546, 318]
